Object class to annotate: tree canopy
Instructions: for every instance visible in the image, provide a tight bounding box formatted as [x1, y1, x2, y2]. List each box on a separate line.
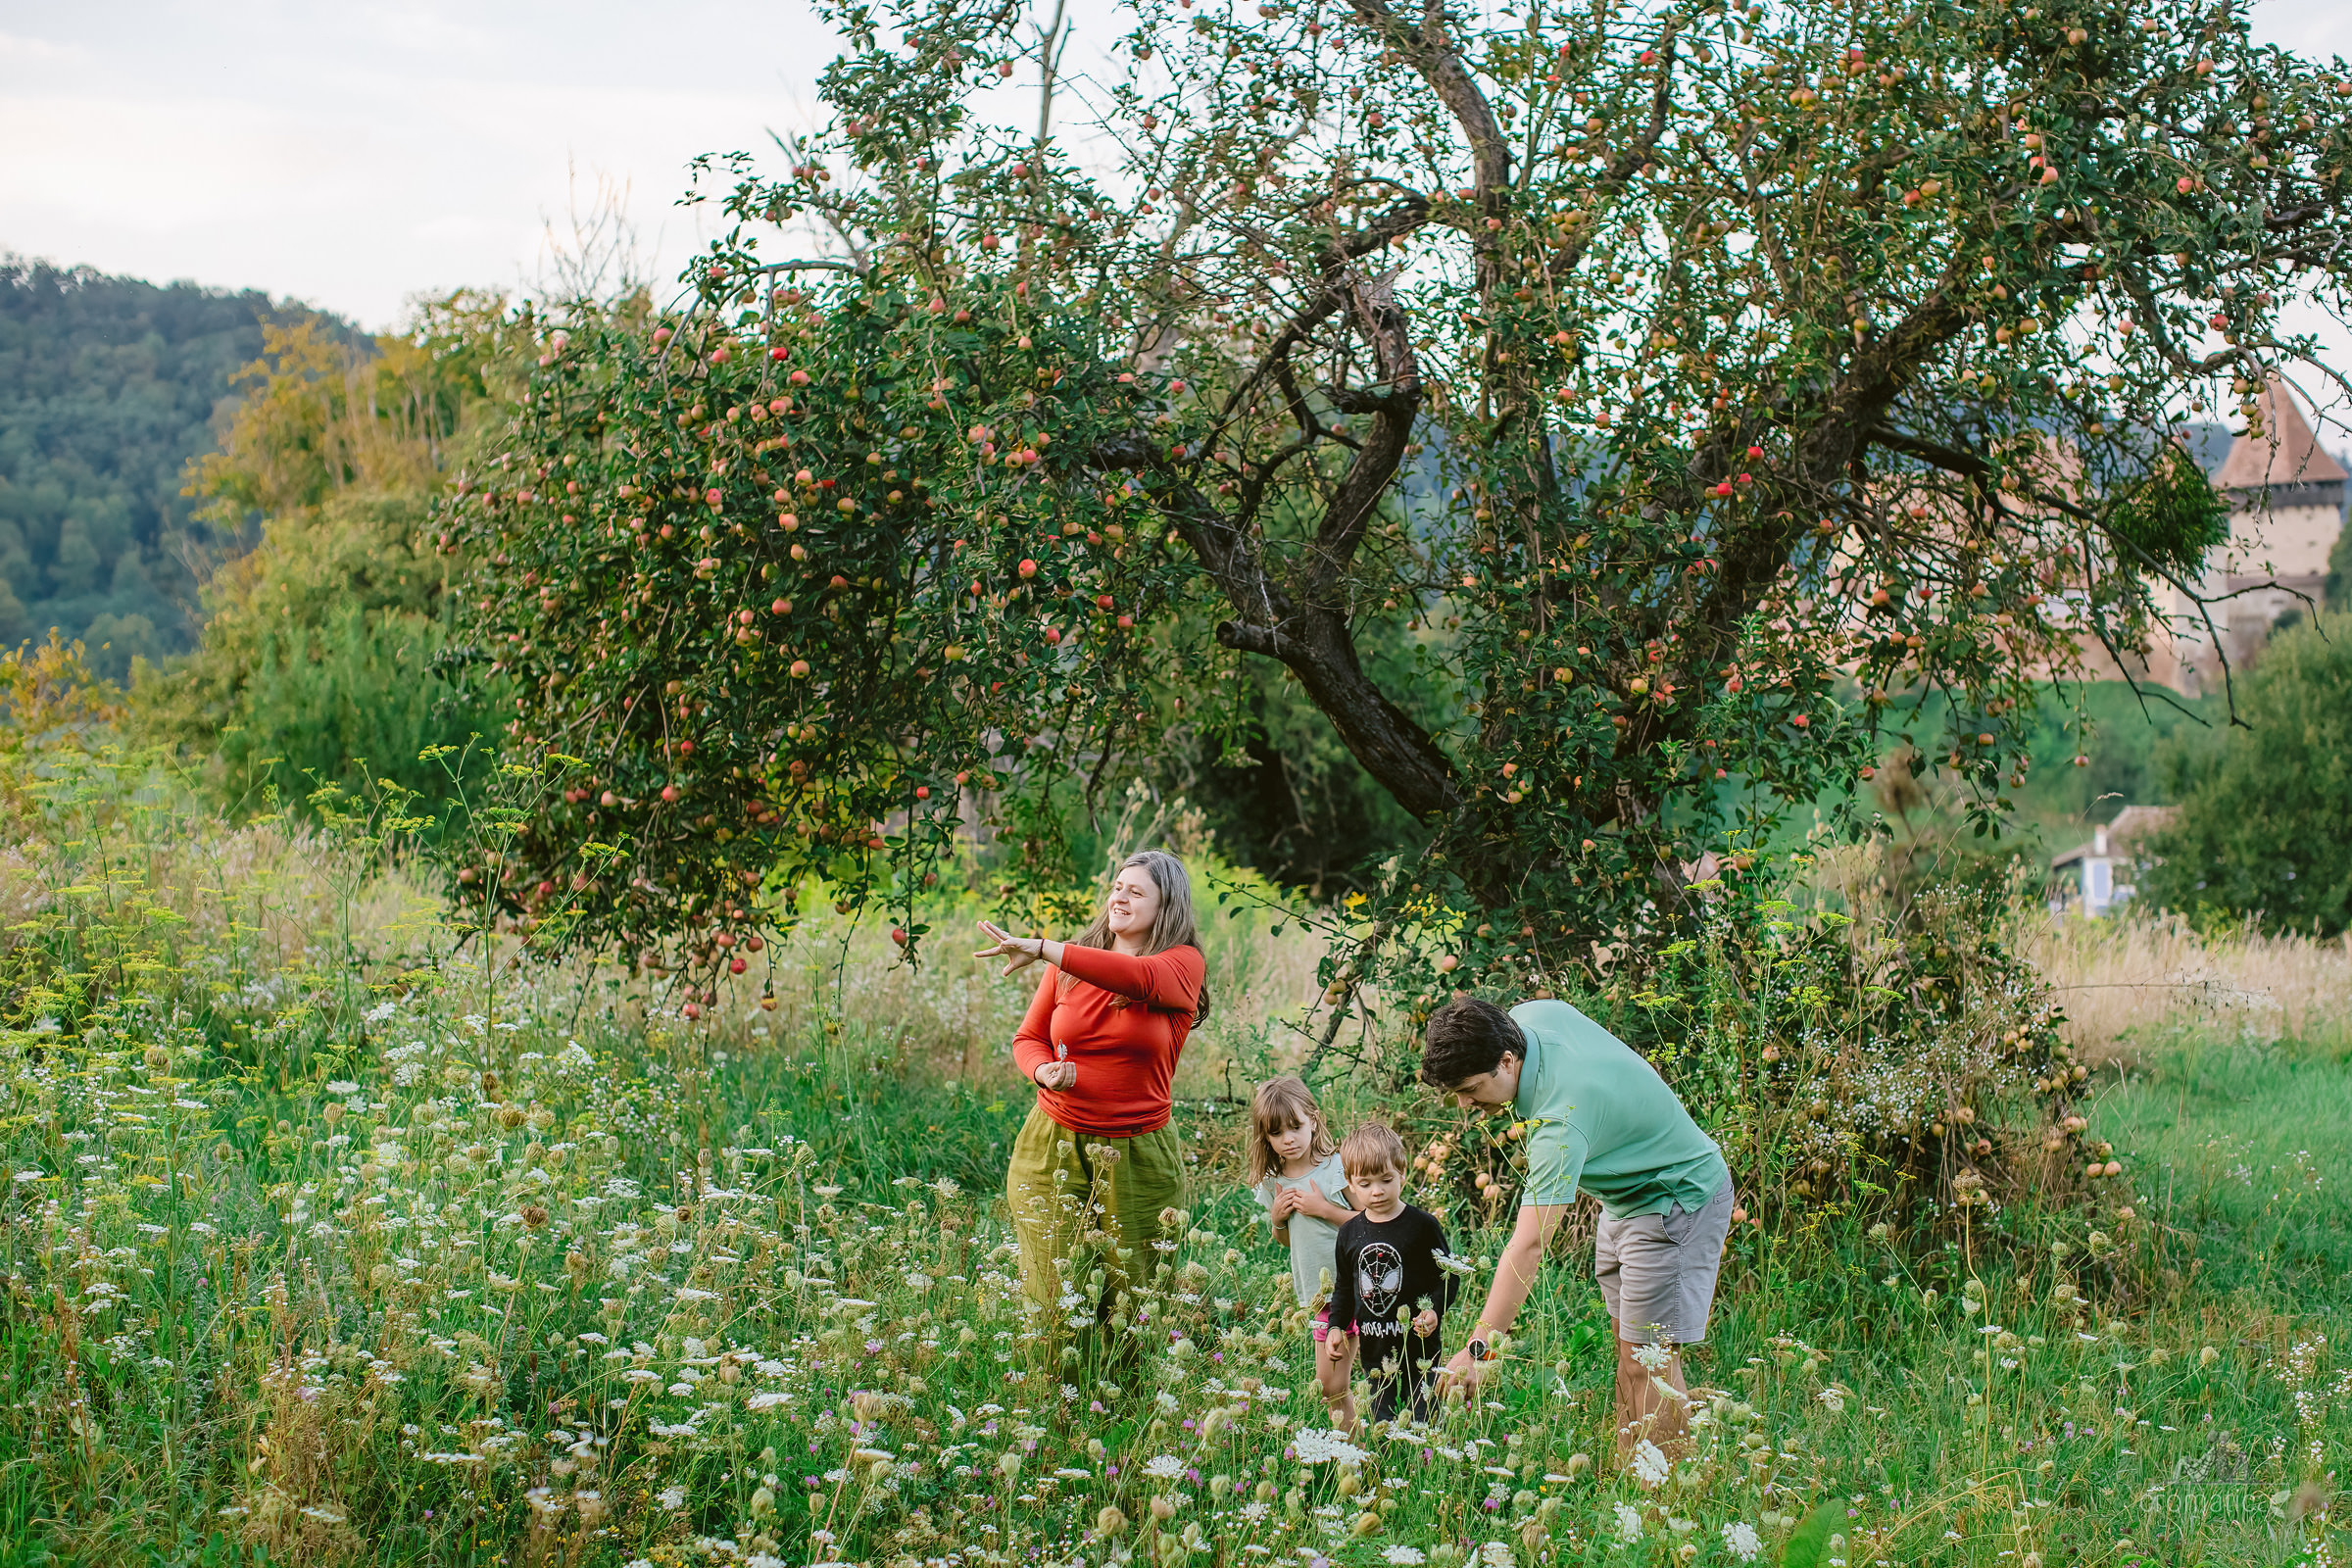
[137, 298, 521, 821]
[454, 0, 2352, 1004]
[0, 259, 337, 676]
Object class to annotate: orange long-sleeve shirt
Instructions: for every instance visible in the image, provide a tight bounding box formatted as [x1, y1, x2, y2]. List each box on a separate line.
[1011, 943, 1205, 1136]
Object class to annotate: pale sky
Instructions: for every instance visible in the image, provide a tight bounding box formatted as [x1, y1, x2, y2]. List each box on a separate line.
[3, 0, 2348, 401]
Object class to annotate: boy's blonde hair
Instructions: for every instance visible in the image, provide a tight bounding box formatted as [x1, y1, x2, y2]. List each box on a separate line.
[1339, 1121, 1408, 1181]
[1248, 1076, 1334, 1187]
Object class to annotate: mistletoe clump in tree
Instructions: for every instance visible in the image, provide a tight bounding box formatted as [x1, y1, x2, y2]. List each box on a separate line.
[452, 0, 2352, 1010]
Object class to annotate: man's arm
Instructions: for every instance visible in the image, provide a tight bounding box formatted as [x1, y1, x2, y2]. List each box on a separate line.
[1468, 1200, 1573, 1339]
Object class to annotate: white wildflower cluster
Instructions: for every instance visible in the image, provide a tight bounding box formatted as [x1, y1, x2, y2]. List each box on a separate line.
[1291, 1429, 1368, 1466]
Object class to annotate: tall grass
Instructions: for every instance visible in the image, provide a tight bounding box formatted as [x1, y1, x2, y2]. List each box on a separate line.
[2022, 909, 2352, 1066]
[0, 726, 2344, 1566]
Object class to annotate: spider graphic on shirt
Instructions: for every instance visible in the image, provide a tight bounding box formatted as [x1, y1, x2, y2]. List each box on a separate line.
[1355, 1242, 1403, 1321]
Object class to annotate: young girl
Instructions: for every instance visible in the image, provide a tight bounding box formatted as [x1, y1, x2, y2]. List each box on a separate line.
[1248, 1076, 1356, 1429]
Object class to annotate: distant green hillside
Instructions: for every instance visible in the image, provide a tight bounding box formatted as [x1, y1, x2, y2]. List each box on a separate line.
[0, 258, 339, 678]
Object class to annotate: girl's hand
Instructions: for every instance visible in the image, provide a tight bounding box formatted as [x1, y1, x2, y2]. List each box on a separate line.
[975, 919, 1048, 977]
[1291, 1187, 1346, 1224]
[1412, 1307, 1440, 1338]
[1270, 1187, 1300, 1219]
[1032, 1059, 1077, 1092]
[1325, 1331, 1350, 1363]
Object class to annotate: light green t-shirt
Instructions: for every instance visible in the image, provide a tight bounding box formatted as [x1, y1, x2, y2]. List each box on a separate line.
[1252, 1152, 1351, 1308]
[1510, 999, 1728, 1220]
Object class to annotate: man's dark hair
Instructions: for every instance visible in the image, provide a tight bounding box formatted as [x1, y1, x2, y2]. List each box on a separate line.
[1419, 997, 1525, 1087]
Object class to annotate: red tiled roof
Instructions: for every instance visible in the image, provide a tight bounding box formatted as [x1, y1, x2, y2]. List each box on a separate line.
[2212, 377, 2349, 488]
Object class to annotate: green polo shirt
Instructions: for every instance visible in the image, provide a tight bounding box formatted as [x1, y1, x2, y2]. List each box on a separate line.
[1510, 999, 1728, 1220]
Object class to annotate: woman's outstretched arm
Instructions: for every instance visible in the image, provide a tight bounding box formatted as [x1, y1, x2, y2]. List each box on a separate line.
[1053, 944, 1203, 1013]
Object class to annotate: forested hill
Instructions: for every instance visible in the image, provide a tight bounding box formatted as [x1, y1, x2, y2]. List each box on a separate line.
[0, 258, 340, 677]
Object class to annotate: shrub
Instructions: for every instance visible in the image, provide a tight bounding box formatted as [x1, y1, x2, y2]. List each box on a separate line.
[2139, 622, 2352, 935]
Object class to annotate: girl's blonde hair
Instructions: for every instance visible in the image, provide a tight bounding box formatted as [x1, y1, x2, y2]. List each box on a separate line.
[1058, 849, 1213, 1024]
[1248, 1075, 1334, 1187]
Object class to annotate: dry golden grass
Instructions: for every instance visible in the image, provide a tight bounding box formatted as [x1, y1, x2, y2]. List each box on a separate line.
[687, 885, 1339, 1101]
[2020, 906, 2352, 1064]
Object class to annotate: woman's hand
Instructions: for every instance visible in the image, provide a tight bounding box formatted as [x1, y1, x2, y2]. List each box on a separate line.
[1032, 1059, 1077, 1093]
[976, 919, 1059, 978]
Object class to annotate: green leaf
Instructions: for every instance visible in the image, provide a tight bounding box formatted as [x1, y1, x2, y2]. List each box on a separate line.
[1780, 1499, 1841, 1568]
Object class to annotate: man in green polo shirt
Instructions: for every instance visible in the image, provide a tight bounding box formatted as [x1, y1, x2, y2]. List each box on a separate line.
[1423, 996, 1733, 1463]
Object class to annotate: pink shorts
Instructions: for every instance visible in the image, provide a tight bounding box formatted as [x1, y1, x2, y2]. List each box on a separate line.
[1311, 1308, 1332, 1343]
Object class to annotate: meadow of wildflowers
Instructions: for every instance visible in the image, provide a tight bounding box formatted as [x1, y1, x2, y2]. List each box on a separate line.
[0, 701, 2347, 1565]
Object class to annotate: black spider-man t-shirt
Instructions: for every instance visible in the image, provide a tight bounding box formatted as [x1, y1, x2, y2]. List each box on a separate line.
[1327, 1203, 1457, 1387]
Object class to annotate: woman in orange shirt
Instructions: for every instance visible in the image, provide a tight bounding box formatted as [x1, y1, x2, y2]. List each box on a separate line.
[975, 850, 1211, 1343]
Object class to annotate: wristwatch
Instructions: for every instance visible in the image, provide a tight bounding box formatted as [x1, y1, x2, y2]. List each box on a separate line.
[1467, 1330, 1496, 1363]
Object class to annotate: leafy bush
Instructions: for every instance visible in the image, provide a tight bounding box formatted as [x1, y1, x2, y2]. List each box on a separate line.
[1375, 855, 2099, 1231]
[135, 301, 522, 825]
[133, 493, 505, 828]
[2139, 622, 2352, 935]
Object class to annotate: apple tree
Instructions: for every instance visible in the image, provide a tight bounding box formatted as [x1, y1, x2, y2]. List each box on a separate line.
[448, 0, 2352, 1008]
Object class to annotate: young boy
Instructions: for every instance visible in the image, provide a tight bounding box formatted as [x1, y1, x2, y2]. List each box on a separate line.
[1324, 1122, 1457, 1429]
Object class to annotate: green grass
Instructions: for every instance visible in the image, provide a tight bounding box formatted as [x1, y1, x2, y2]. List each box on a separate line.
[2092, 1037, 2352, 1306]
[8, 989, 2349, 1568]
[0, 740, 2341, 1568]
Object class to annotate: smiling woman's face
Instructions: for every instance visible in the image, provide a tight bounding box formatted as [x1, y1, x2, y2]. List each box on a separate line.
[1103, 864, 1161, 944]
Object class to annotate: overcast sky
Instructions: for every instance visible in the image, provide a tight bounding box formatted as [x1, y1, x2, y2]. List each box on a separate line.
[3, 0, 2349, 412]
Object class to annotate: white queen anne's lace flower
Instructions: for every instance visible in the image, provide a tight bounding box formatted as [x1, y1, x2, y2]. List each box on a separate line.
[1144, 1454, 1186, 1480]
[1722, 1521, 1763, 1562]
[1629, 1438, 1671, 1489]
[1291, 1429, 1368, 1466]
[1632, 1341, 1675, 1373]
[1613, 1502, 1643, 1543]
[1383, 1547, 1426, 1565]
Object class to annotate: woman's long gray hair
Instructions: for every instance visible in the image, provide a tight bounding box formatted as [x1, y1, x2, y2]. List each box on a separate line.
[1059, 849, 1212, 1025]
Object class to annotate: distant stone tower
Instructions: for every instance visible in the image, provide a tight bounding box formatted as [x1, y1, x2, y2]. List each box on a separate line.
[2173, 377, 2347, 692]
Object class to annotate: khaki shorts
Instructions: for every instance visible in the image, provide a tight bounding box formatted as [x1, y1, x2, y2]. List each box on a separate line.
[1593, 1177, 1736, 1346]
